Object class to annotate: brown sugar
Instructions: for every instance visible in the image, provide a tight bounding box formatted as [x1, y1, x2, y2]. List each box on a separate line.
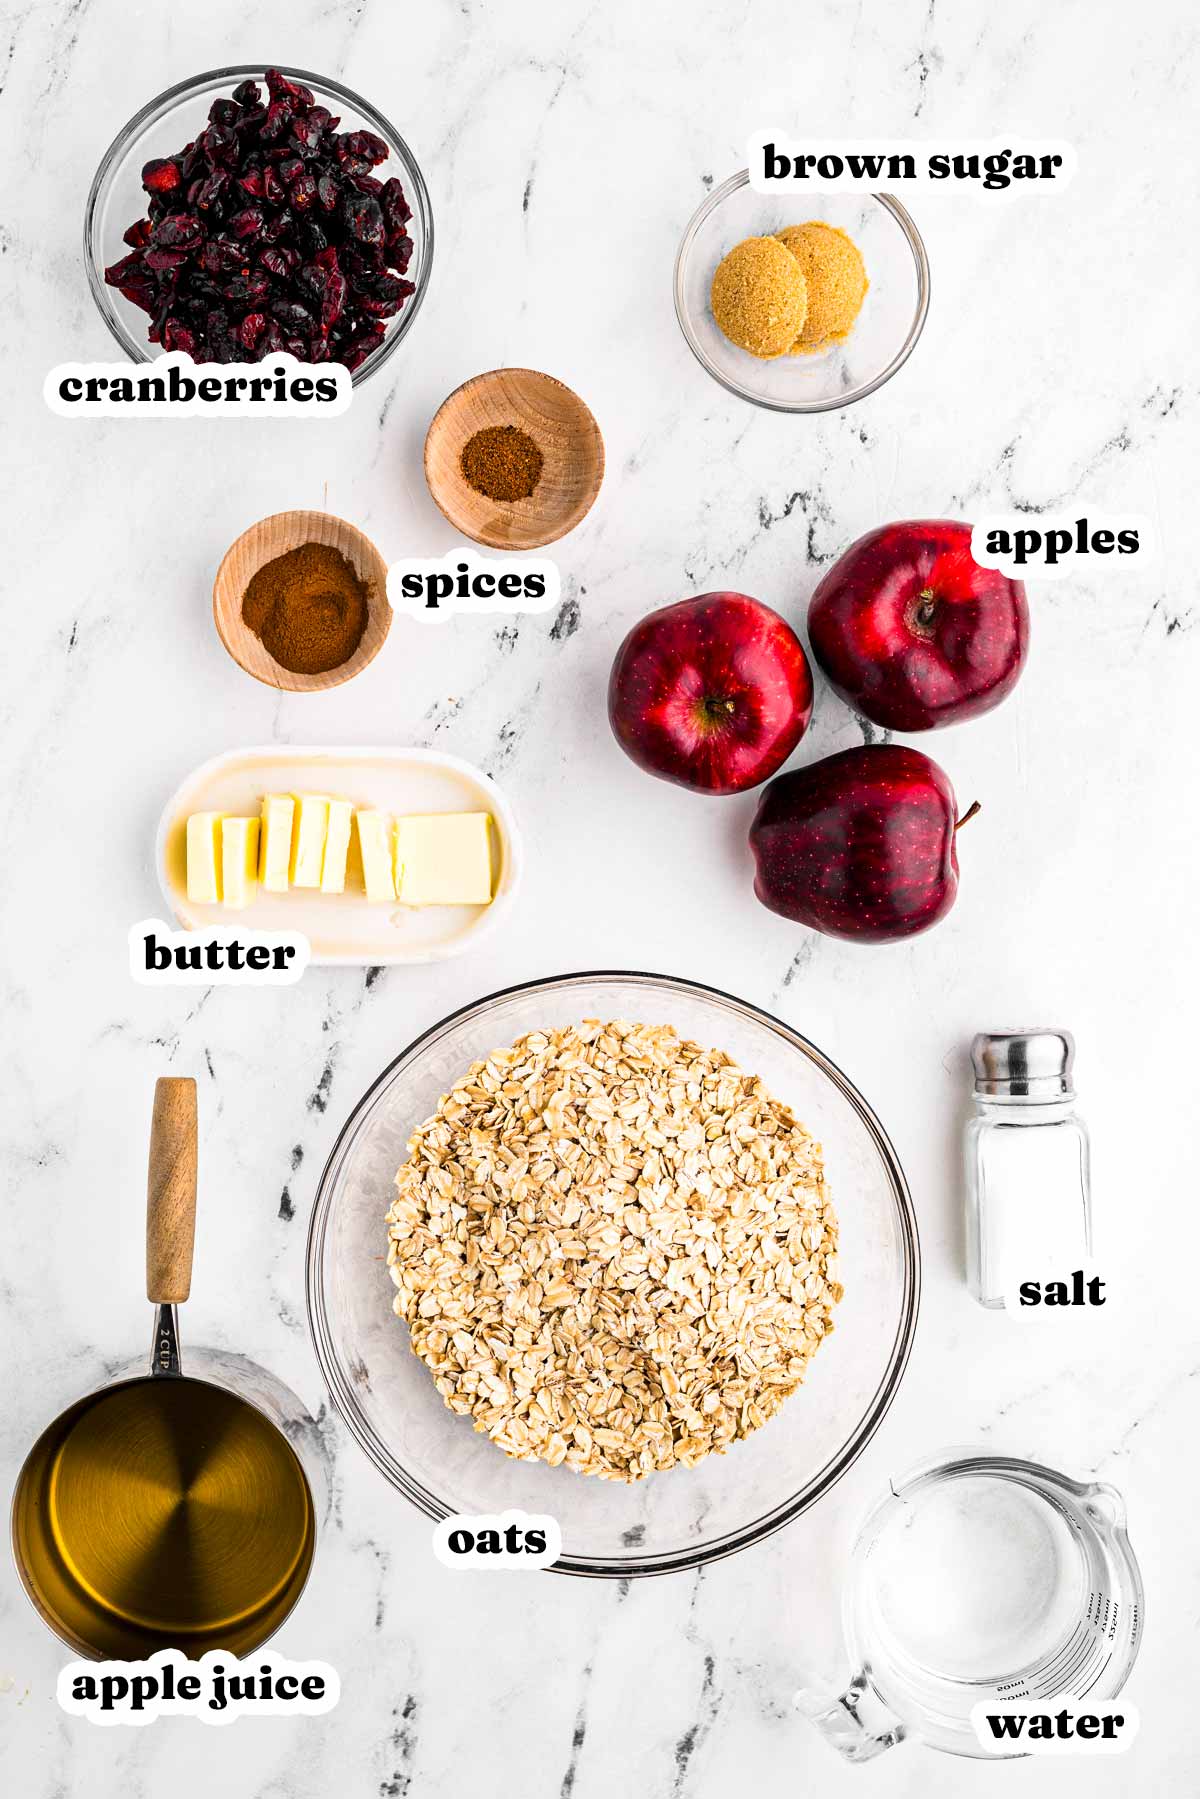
[775, 222, 868, 354]
[710, 235, 807, 359]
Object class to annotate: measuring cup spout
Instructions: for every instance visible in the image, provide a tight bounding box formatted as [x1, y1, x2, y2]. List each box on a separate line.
[795, 1670, 907, 1764]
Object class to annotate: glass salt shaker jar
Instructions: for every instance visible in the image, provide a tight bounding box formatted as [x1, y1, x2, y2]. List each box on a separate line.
[965, 1030, 1092, 1308]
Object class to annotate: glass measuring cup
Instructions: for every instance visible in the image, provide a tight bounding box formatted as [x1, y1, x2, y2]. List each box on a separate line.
[796, 1450, 1142, 1761]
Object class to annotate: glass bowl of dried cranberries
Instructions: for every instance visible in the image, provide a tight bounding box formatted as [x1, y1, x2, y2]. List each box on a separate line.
[84, 65, 432, 384]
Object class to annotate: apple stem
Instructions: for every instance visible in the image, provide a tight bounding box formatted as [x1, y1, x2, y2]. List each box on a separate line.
[701, 696, 737, 724]
[954, 800, 982, 833]
[915, 588, 938, 629]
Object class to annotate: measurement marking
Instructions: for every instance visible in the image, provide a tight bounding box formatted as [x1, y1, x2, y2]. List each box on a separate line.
[1079, 1650, 1114, 1701]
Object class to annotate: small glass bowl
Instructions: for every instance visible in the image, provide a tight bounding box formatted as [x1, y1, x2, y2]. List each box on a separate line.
[83, 64, 433, 388]
[674, 171, 929, 413]
[306, 970, 920, 1578]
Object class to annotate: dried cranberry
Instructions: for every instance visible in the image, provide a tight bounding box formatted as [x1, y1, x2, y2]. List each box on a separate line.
[317, 172, 341, 211]
[105, 250, 145, 284]
[163, 318, 197, 353]
[289, 111, 326, 153]
[145, 247, 188, 272]
[266, 68, 314, 103]
[201, 123, 238, 168]
[358, 274, 414, 316]
[271, 297, 316, 334]
[380, 177, 412, 231]
[224, 271, 271, 306]
[194, 170, 229, 210]
[336, 130, 389, 174]
[343, 192, 384, 246]
[199, 237, 246, 274]
[227, 204, 265, 239]
[236, 311, 267, 352]
[262, 164, 285, 205]
[277, 155, 305, 185]
[320, 269, 348, 331]
[341, 324, 386, 371]
[153, 212, 203, 249]
[386, 235, 413, 274]
[142, 157, 182, 196]
[123, 217, 153, 248]
[258, 244, 300, 279]
[299, 220, 329, 256]
[238, 167, 266, 198]
[260, 97, 294, 141]
[232, 79, 262, 107]
[209, 98, 240, 128]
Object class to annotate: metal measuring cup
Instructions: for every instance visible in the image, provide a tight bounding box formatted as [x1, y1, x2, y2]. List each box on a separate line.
[11, 1078, 325, 1659]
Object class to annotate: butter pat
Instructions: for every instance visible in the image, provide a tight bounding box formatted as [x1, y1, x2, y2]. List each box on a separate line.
[259, 795, 295, 893]
[355, 810, 395, 903]
[395, 812, 493, 907]
[289, 795, 330, 889]
[320, 799, 354, 894]
[221, 816, 261, 909]
[186, 812, 225, 904]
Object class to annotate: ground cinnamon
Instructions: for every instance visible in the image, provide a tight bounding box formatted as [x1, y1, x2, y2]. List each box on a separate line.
[242, 542, 370, 675]
[460, 424, 544, 502]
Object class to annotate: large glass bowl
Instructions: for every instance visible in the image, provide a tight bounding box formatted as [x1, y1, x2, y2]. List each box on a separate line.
[674, 171, 929, 413]
[84, 64, 432, 387]
[306, 972, 919, 1576]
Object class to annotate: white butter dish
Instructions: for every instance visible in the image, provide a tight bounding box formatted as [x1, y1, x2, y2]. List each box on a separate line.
[156, 746, 521, 965]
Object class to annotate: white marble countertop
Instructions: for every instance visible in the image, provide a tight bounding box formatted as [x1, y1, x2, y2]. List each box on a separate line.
[2, 1, 1197, 1793]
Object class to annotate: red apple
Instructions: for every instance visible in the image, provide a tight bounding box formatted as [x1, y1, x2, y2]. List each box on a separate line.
[808, 520, 1029, 731]
[608, 592, 813, 794]
[749, 744, 975, 941]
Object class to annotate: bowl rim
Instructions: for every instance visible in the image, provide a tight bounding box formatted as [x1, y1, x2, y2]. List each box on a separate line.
[83, 62, 434, 388]
[673, 170, 930, 414]
[305, 967, 921, 1577]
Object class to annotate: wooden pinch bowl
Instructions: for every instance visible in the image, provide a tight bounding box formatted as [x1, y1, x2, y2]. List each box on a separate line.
[213, 509, 392, 692]
[424, 368, 604, 550]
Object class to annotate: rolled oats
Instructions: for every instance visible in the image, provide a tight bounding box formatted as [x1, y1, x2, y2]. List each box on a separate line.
[385, 1020, 842, 1481]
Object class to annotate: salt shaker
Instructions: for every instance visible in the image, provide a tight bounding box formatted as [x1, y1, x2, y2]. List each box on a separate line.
[965, 1030, 1092, 1308]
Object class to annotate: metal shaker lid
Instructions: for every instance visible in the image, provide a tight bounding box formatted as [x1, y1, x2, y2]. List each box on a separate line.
[970, 1029, 1075, 1099]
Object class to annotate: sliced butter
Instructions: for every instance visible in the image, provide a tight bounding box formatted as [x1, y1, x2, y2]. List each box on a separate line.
[259, 794, 295, 893]
[289, 794, 330, 889]
[186, 812, 225, 904]
[394, 812, 493, 907]
[320, 799, 354, 895]
[355, 809, 395, 903]
[221, 816, 261, 910]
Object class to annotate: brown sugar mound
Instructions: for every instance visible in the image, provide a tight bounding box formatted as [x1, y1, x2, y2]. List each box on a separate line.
[775, 222, 868, 354]
[711, 235, 807, 359]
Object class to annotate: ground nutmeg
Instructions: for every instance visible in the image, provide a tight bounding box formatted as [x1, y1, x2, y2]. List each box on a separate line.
[460, 424, 544, 502]
[242, 542, 371, 676]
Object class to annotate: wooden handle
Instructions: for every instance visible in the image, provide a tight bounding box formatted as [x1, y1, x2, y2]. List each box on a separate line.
[146, 1077, 198, 1304]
